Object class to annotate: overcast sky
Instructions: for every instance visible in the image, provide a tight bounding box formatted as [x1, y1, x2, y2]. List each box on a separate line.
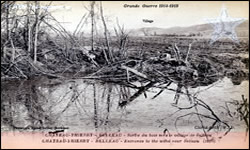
[17, 1, 249, 32]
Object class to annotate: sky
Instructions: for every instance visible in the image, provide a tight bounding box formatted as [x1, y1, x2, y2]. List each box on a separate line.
[15, 1, 249, 32]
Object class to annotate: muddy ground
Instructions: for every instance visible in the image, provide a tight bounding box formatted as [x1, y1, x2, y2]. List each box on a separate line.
[1, 36, 249, 87]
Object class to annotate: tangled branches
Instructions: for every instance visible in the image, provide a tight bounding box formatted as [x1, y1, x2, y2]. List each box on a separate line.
[220, 95, 249, 136]
[172, 95, 232, 139]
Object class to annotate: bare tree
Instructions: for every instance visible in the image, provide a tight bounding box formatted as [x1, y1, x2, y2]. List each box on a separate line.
[90, 1, 95, 51]
[100, 1, 113, 63]
[26, 1, 31, 53]
[33, 1, 40, 63]
[114, 18, 130, 59]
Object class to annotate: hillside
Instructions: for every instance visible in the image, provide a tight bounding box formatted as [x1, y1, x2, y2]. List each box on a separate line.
[130, 20, 249, 37]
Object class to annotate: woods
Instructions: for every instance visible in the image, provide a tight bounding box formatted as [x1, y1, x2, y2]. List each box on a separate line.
[1, 1, 249, 140]
[1, 2, 248, 82]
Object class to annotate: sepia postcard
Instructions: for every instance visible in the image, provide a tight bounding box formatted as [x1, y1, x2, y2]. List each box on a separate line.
[1, 1, 249, 149]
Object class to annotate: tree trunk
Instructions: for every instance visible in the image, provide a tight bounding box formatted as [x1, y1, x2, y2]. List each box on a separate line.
[27, 2, 31, 53]
[100, 1, 113, 63]
[33, 1, 40, 64]
[6, 3, 10, 42]
[119, 81, 155, 107]
[90, 1, 95, 51]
